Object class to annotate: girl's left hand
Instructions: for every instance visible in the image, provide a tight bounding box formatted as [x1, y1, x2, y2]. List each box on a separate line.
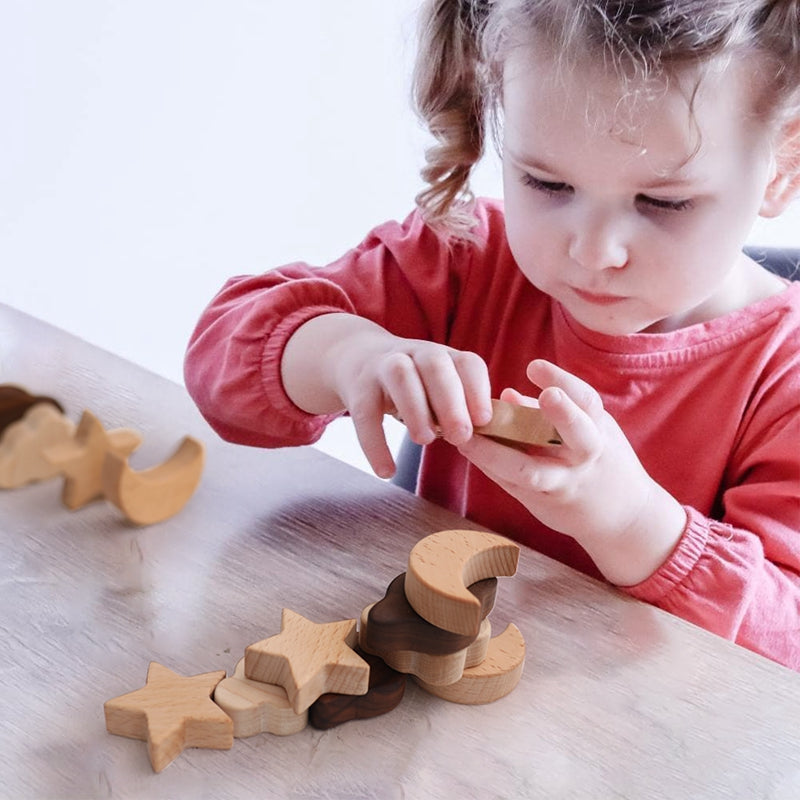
[457, 359, 687, 586]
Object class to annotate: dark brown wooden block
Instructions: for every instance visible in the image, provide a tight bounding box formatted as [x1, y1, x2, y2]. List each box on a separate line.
[0, 385, 63, 436]
[362, 573, 497, 657]
[308, 647, 406, 730]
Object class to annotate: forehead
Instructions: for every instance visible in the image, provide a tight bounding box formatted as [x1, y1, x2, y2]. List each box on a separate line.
[501, 45, 762, 177]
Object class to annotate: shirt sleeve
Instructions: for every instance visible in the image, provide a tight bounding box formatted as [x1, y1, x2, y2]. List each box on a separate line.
[183, 207, 474, 448]
[623, 403, 800, 671]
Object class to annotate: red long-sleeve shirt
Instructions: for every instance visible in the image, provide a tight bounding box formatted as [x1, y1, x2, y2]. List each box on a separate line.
[185, 199, 800, 670]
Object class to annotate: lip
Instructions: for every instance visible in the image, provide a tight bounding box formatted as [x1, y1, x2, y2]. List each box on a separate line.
[571, 287, 628, 306]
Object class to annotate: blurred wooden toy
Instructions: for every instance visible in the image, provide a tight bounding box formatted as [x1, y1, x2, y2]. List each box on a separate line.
[0, 384, 63, 436]
[360, 603, 492, 686]
[405, 530, 520, 636]
[361, 573, 497, 657]
[0, 404, 75, 488]
[213, 658, 307, 737]
[415, 623, 526, 705]
[245, 609, 370, 714]
[308, 647, 406, 730]
[102, 435, 204, 525]
[475, 398, 562, 447]
[44, 410, 141, 509]
[104, 662, 233, 773]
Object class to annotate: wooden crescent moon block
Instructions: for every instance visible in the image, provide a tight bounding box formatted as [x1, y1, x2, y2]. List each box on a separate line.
[213, 658, 307, 737]
[475, 399, 562, 447]
[359, 603, 491, 686]
[405, 530, 520, 636]
[308, 646, 407, 730]
[414, 623, 526, 705]
[102, 435, 205, 525]
[0, 403, 75, 488]
[104, 662, 233, 773]
[244, 609, 370, 714]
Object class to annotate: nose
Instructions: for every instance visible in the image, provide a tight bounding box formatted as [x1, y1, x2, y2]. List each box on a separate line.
[568, 210, 629, 271]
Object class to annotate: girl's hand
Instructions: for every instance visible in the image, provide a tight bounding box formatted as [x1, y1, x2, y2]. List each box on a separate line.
[282, 313, 492, 478]
[457, 359, 687, 586]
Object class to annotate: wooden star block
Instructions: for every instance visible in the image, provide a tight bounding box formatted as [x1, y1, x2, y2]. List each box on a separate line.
[104, 662, 233, 773]
[475, 398, 562, 447]
[44, 410, 141, 509]
[213, 658, 308, 738]
[0, 403, 75, 488]
[405, 530, 520, 636]
[360, 603, 492, 686]
[415, 623, 526, 705]
[244, 609, 370, 714]
[308, 646, 407, 730]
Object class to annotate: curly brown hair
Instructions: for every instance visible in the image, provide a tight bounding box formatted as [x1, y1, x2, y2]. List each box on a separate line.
[413, 0, 800, 237]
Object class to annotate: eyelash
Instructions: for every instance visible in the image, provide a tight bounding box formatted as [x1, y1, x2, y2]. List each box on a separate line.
[520, 174, 695, 213]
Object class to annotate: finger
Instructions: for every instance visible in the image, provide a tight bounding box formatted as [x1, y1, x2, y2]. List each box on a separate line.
[378, 353, 438, 444]
[349, 392, 397, 479]
[537, 386, 601, 462]
[499, 386, 539, 408]
[526, 360, 604, 420]
[451, 350, 493, 427]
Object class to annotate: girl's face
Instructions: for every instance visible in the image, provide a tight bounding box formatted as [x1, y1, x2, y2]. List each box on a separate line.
[501, 47, 782, 335]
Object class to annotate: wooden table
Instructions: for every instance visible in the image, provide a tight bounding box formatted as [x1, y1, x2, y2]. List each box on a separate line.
[2, 302, 799, 800]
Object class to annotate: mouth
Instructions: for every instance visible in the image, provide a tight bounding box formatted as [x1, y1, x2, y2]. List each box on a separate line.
[571, 287, 628, 306]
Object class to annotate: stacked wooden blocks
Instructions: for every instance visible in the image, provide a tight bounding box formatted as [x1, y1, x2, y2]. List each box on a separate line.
[104, 528, 526, 773]
[0, 384, 203, 525]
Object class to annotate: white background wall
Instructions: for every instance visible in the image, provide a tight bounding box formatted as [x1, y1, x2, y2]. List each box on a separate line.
[3, 1, 798, 472]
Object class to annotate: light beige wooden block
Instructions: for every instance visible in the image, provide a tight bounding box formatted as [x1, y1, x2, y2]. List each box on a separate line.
[0, 404, 75, 488]
[244, 609, 370, 714]
[104, 662, 233, 773]
[213, 658, 307, 737]
[475, 398, 562, 447]
[44, 410, 141, 509]
[415, 623, 525, 705]
[360, 603, 492, 686]
[102, 435, 204, 525]
[405, 530, 520, 636]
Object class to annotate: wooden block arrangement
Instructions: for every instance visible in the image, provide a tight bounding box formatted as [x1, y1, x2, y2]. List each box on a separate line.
[105, 528, 527, 772]
[0, 384, 204, 525]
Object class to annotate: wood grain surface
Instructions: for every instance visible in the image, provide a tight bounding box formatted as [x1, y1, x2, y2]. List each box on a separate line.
[2, 302, 800, 800]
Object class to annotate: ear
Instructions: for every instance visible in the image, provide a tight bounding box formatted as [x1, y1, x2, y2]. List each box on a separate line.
[760, 117, 800, 218]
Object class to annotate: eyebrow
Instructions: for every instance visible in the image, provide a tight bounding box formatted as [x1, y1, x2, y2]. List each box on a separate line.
[507, 150, 701, 191]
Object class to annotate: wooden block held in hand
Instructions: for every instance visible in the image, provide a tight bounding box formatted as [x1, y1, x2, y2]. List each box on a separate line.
[244, 609, 370, 714]
[104, 662, 232, 773]
[213, 658, 307, 737]
[405, 530, 520, 636]
[475, 398, 562, 447]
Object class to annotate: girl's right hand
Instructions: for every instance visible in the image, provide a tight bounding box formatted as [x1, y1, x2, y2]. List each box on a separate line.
[282, 313, 492, 478]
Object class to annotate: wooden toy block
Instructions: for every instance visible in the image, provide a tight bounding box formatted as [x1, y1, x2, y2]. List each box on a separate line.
[475, 398, 562, 447]
[0, 384, 63, 436]
[102, 435, 204, 525]
[0, 404, 75, 489]
[308, 646, 407, 730]
[44, 410, 141, 510]
[414, 623, 526, 705]
[244, 609, 370, 714]
[359, 604, 492, 686]
[361, 573, 496, 656]
[213, 658, 307, 737]
[104, 662, 233, 773]
[405, 530, 520, 637]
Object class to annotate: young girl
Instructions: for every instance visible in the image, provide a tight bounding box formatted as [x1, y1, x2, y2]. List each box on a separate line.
[185, 0, 800, 670]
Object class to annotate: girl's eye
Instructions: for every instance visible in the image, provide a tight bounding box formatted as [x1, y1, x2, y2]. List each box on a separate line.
[637, 194, 694, 213]
[521, 174, 573, 197]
